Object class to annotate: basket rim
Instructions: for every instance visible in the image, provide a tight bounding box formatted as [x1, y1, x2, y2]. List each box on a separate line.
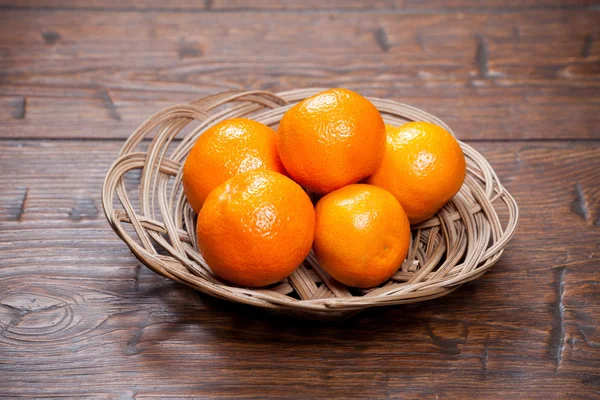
[101, 88, 519, 317]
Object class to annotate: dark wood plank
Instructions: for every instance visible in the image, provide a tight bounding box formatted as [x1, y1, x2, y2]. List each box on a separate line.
[1, 0, 597, 11]
[0, 10, 599, 139]
[0, 0, 208, 10]
[1, 86, 599, 140]
[1, 10, 597, 75]
[212, 0, 600, 10]
[1, 139, 599, 398]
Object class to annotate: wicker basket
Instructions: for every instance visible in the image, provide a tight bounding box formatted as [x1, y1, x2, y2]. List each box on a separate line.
[102, 88, 518, 320]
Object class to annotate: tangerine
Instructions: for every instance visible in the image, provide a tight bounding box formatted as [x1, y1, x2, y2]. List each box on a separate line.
[196, 170, 315, 287]
[368, 122, 466, 224]
[183, 118, 285, 213]
[313, 184, 411, 288]
[277, 88, 385, 194]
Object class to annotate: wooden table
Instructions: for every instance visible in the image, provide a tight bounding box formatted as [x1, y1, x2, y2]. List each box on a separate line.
[1, 1, 599, 398]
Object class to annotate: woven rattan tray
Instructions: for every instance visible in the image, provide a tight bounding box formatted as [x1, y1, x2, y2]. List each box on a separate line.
[102, 88, 518, 320]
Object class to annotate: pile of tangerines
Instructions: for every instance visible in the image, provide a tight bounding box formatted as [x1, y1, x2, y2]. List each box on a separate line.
[183, 89, 466, 289]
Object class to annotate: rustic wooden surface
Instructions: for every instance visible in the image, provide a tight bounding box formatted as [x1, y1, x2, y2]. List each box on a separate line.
[1, 2, 599, 398]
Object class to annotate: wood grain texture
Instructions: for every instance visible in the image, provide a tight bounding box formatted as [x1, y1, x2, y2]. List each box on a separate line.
[212, 0, 600, 11]
[1, 10, 599, 139]
[0, 0, 209, 10]
[2, 5, 600, 398]
[0, 0, 597, 13]
[1, 0, 597, 11]
[1, 139, 599, 398]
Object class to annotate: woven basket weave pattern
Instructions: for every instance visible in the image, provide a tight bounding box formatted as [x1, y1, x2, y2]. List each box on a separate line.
[102, 89, 518, 320]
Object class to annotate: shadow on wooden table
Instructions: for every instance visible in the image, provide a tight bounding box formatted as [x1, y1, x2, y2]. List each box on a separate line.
[121, 277, 494, 397]
[138, 276, 485, 352]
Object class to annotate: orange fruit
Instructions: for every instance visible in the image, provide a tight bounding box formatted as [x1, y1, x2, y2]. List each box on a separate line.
[277, 88, 385, 194]
[313, 184, 411, 288]
[367, 122, 466, 224]
[196, 170, 315, 287]
[183, 118, 286, 213]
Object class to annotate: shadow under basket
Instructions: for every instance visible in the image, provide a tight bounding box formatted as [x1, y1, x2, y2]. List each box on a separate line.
[102, 88, 519, 321]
